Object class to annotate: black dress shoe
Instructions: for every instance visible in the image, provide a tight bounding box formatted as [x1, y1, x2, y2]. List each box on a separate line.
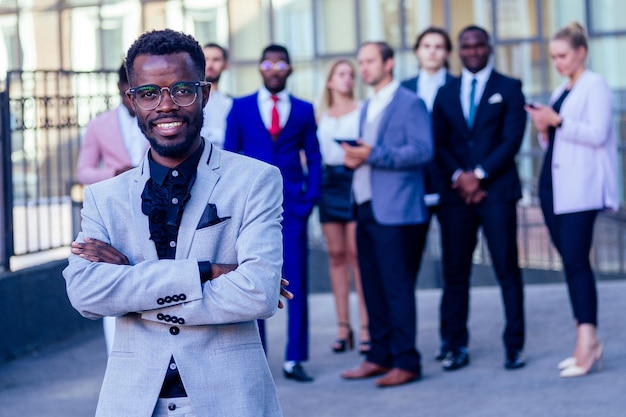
[284, 363, 314, 382]
[504, 351, 526, 370]
[441, 348, 470, 371]
[434, 344, 450, 361]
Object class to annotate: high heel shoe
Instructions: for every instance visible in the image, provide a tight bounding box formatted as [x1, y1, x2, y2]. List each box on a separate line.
[557, 357, 576, 370]
[560, 344, 603, 378]
[358, 325, 371, 355]
[331, 322, 354, 353]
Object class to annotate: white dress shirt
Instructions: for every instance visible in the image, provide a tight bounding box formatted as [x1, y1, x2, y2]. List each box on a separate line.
[417, 68, 447, 112]
[460, 64, 492, 121]
[257, 86, 291, 130]
[117, 105, 148, 166]
[201, 90, 233, 149]
[365, 80, 399, 124]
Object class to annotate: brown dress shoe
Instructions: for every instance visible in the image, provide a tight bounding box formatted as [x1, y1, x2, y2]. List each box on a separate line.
[375, 368, 420, 387]
[341, 361, 390, 379]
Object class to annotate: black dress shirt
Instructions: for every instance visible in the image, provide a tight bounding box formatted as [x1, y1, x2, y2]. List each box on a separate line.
[141, 141, 204, 398]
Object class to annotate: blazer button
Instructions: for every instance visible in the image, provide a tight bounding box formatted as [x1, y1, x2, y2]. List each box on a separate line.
[157, 313, 164, 321]
[177, 318, 185, 325]
[164, 315, 171, 322]
[169, 326, 180, 335]
[172, 295, 180, 302]
[179, 294, 187, 301]
[164, 296, 172, 303]
[168, 403, 176, 411]
[157, 298, 165, 305]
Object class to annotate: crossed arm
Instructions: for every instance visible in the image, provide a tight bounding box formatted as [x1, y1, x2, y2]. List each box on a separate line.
[71, 237, 293, 309]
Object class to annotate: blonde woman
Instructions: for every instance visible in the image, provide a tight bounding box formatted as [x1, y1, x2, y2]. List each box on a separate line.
[317, 59, 369, 354]
[526, 22, 617, 377]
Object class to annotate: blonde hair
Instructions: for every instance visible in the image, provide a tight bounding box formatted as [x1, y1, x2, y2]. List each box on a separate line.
[319, 59, 356, 113]
[553, 22, 588, 51]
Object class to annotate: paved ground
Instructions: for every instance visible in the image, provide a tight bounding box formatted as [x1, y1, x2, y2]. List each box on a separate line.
[1, 280, 625, 416]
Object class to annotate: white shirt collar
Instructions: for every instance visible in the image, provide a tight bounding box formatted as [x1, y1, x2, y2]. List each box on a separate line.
[259, 85, 289, 102]
[419, 67, 447, 84]
[462, 64, 493, 86]
[369, 79, 399, 103]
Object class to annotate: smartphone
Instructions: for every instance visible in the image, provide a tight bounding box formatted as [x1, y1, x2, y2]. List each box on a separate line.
[334, 138, 359, 147]
[526, 102, 538, 109]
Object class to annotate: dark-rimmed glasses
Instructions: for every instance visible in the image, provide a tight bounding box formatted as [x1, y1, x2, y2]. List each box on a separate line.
[126, 81, 211, 110]
[259, 60, 290, 72]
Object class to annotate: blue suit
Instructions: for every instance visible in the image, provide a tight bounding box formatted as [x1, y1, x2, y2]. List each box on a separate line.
[224, 91, 321, 362]
[356, 86, 432, 373]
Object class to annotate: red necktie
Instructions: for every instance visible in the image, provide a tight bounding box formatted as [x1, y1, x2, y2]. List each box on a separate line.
[269, 95, 281, 139]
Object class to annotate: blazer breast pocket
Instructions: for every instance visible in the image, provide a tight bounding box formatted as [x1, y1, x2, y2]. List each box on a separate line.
[197, 203, 231, 230]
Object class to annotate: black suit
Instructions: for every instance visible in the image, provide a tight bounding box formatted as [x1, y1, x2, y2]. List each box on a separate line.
[432, 70, 526, 355]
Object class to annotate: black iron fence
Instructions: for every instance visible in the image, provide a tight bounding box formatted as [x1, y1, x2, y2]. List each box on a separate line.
[1, 70, 625, 276]
[1, 70, 117, 270]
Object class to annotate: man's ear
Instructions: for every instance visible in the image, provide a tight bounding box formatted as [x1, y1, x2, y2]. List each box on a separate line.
[202, 83, 212, 106]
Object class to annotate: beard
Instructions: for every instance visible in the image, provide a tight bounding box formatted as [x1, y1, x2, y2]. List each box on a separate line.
[205, 73, 221, 84]
[138, 109, 204, 159]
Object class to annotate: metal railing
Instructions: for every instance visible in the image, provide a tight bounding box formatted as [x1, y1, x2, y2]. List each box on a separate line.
[1, 70, 118, 270]
[1, 70, 625, 276]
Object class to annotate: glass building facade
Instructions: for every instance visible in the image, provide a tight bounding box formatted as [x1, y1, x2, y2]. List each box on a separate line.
[1, 0, 624, 201]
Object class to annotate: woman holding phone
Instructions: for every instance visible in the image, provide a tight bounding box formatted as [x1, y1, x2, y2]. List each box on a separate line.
[316, 59, 369, 354]
[526, 22, 617, 377]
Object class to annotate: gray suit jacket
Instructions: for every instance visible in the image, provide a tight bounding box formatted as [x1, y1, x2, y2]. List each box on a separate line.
[360, 86, 433, 225]
[63, 143, 283, 417]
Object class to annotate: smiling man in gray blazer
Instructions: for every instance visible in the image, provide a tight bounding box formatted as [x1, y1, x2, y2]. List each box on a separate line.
[63, 29, 284, 417]
[339, 41, 433, 388]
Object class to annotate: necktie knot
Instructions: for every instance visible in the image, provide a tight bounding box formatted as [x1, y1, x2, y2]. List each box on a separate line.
[271, 95, 279, 103]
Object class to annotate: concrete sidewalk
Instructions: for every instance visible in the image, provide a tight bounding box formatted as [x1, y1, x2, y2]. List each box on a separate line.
[1, 281, 625, 416]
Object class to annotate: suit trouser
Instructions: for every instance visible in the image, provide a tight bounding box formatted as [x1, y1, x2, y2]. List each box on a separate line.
[356, 202, 426, 373]
[258, 214, 309, 362]
[540, 191, 599, 325]
[438, 199, 525, 353]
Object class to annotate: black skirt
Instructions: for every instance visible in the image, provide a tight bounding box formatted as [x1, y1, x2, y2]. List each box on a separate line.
[318, 165, 355, 223]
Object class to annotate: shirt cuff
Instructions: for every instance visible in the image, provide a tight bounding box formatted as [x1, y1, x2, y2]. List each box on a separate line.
[452, 169, 463, 183]
[198, 261, 213, 283]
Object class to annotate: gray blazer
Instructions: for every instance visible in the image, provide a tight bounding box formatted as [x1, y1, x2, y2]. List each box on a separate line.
[63, 143, 284, 417]
[361, 86, 433, 225]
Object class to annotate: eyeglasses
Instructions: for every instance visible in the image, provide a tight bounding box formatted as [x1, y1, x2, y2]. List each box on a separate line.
[126, 81, 210, 110]
[259, 60, 290, 72]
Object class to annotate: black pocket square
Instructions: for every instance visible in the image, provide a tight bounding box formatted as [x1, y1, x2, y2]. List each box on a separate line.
[197, 203, 231, 229]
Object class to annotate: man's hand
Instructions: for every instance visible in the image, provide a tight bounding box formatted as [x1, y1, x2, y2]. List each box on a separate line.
[114, 165, 134, 176]
[452, 171, 488, 205]
[71, 237, 130, 265]
[342, 141, 371, 169]
[278, 278, 293, 309]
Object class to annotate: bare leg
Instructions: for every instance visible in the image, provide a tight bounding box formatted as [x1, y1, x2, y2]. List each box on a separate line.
[346, 221, 369, 349]
[573, 323, 602, 371]
[323, 222, 352, 348]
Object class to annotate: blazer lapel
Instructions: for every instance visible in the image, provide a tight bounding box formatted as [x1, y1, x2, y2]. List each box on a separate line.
[176, 143, 220, 259]
[472, 72, 498, 129]
[447, 81, 470, 135]
[130, 157, 158, 261]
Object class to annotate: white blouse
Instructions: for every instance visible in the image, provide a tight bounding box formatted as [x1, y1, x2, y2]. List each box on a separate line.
[317, 104, 362, 166]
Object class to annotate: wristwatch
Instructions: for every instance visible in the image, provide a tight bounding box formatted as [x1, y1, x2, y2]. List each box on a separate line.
[473, 166, 486, 180]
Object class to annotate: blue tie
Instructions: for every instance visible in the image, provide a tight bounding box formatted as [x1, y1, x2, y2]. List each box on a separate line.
[468, 78, 477, 127]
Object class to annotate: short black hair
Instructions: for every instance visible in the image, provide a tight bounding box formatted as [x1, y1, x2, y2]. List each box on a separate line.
[125, 29, 205, 85]
[260, 44, 291, 65]
[203, 42, 229, 61]
[458, 25, 491, 43]
[117, 62, 128, 84]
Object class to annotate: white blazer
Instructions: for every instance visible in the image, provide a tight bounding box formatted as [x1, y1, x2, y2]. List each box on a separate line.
[541, 69, 618, 214]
